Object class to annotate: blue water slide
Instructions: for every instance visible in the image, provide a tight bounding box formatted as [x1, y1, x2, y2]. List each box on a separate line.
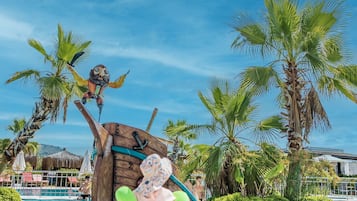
[111, 145, 197, 201]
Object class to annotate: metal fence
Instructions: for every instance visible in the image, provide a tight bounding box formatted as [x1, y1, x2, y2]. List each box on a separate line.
[303, 177, 357, 197]
[0, 170, 86, 199]
[2, 171, 357, 199]
[1, 170, 81, 187]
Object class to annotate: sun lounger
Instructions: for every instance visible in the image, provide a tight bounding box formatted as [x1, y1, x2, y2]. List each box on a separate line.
[67, 176, 80, 187]
[22, 172, 37, 187]
[32, 174, 49, 186]
[0, 175, 12, 187]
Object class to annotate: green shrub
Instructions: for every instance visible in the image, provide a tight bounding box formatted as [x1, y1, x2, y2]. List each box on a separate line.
[212, 193, 243, 201]
[301, 195, 332, 201]
[211, 192, 289, 201]
[0, 187, 22, 201]
[264, 194, 289, 201]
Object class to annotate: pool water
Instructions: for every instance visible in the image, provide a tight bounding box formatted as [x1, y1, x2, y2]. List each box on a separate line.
[17, 188, 88, 200]
[18, 188, 79, 196]
[23, 199, 80, 201]
[23, 199, 89, 201]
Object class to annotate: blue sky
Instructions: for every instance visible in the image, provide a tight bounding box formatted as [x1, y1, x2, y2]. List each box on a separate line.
[0, 0, 356, 156]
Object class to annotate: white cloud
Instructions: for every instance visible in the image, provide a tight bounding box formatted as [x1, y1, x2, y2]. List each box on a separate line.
[36, 131, 92, 141]
[105, 96, 160, 112]
[95, 45, 234, 79]
[0, 13, 34, 42]
[53, 120, 88, 127]
[105, 95, 201, 115]
[0, 112, 28, 121]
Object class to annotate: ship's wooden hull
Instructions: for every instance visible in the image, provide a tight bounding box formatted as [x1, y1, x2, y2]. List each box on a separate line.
[103, 123, 179, 192]
[74, 101, 195, 201]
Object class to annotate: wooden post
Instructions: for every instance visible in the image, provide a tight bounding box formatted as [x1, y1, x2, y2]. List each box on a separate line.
[146, 108, 158, 132]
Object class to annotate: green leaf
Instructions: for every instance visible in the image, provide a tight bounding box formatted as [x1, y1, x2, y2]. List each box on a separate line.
[234, 168, 244, 184]
[5, 69, 40, 83]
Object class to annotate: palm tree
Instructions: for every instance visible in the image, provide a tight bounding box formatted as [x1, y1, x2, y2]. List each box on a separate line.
[231, 0, 357, 200]
[7, 118, 26, 134]
[1, 24, 91, 171]
[163, 120, 197, 163]
[7, 118, 40, 157]
[243, 142, 287, 196]
[184, 81, 283, 196]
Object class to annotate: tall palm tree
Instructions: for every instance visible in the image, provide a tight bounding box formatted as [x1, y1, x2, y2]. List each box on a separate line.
[2, 24, 91, 170]
[163, 120, 197, 163]
[231, 0, 357, 200]
[184, 81, 283, 196]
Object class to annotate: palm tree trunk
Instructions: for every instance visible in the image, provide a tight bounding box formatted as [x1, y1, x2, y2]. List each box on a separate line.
[172, 137, 179, 162]
[0, 97, 54, 173]
[285, 150, 302, 201]
[283, 62, 305, 201]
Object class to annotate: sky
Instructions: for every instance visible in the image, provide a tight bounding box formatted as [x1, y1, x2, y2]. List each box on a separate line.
[0, 0, 356, 156]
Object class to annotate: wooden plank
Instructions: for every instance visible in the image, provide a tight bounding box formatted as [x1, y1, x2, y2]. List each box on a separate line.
[111, 124, 167, 155]
[74, 100, 109, 155]
[114, 167, 141, 181]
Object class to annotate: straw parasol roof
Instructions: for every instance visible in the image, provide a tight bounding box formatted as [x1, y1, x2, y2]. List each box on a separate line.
[42, 148, 83, 170]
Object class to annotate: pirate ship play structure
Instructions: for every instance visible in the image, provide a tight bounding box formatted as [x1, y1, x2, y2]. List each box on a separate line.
[74, 100, 196, 201]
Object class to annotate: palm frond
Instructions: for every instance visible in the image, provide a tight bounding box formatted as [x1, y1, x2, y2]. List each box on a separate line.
[253, 115, 285, 143]
[164, 120, 198, 140]
[226, 89, 255, 125]
[181, 144, 212, 179]
[233, 23, 266, 46]
[300, 0, 339, 36]
[265, 0, 300, 56]
[204, 145, 227, 185]
[28, 39, 56, 66]
[318, 75, 357, 103]
[299, 0, 345, 77]
[322, 35, 343, 62]
[56, 24, 92, 68]
[7, 118, 26, 134]
[6, 69, 41, 84]
[231, 13, 272, 58]
[334, 65, 357, 88]
[239, 66, 280, 95]
[304, 86, 331, 139]
[38, 75, 67, 101]
[198, 91, 220, 121]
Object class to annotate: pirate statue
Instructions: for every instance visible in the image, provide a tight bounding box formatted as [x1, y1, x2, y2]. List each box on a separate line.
[83, 64, 110, 106]
[66, 52, 129, 120]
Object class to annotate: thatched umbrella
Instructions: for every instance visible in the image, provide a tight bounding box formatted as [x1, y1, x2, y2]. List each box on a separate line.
[12, 151, 26, 173]
[79, 150, 93, 176]
[42, 148, 83, 170]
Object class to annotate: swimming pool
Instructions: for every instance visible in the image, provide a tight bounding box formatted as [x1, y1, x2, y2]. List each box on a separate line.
[17, 188, 84, 200]
[24, 200, 89, 201]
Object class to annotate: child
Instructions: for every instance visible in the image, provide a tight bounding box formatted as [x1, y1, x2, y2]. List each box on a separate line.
[77, 175, 91, 200]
